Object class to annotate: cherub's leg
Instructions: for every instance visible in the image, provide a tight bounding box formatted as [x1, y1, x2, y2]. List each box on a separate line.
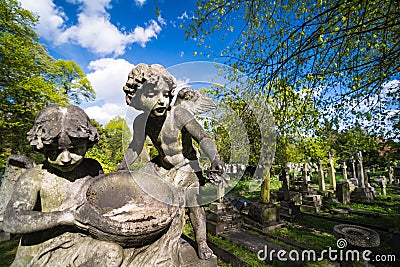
[189, 206, 214, 260]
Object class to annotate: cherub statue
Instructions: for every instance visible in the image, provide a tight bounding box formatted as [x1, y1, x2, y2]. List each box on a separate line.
[3, 105, 123, 266]
[117, 63, 226, 260]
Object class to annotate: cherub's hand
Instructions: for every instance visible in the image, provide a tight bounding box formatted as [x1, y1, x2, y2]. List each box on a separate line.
[210, 156, 225, 176]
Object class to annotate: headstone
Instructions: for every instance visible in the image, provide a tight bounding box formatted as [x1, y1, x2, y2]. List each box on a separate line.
[379, 176, 387, 196]
[327, 152, 336, 190]
[281, 165, 290, 202]
[336, 181, 351, 205]
[318, 159, 326, 191]
[350, 156, 357, 179]
[342, 161, 348, 180]
[206, 200, 240, 236]
[246, 202, 282, 230]
[301, 194, 322, 213]
[388, 166, 394, 184]
[356, 151, 365, 188]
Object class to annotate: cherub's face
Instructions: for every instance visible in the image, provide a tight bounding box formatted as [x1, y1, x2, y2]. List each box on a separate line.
[132, 79, 172, 117]
[43, 135, 87, 172]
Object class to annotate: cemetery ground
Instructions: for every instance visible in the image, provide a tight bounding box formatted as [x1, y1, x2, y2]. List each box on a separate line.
[1, 168, 399, 266]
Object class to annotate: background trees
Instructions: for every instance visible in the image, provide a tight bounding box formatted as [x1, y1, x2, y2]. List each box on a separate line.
[185, 0, 399, 168]
[186, 0, 399, 137]
[0, 0, 95, 170]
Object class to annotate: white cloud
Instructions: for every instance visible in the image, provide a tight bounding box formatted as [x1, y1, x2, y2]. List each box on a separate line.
[129, 20, 162, 48]
[83, 58, 136, 125]
[178, 11, 189, 20]
[19, 0, 163, 56]
[84, 103, 127, 125]
[86, 58, 134, 102]
[19, 0, 66, 40]
[134, 0, 146, 7]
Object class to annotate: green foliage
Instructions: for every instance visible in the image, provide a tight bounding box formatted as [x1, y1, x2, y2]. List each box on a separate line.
[86, 117, 132, 173]
[0, 0, 95, 171]
[186, 0, 400, 137]
[0, 235, 19, 267]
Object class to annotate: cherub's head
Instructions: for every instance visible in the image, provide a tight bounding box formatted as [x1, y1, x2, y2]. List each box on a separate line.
[123, 64, 176, 116]
[27, 105, 99, 172]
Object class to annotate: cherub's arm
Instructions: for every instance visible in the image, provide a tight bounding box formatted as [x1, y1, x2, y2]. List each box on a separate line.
[3, 169, 75, 234]
[177, 107, 225, 174]
[117, 114, 146, 170]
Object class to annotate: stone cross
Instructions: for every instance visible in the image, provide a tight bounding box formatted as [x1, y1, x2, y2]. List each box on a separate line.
[380, 176, 387, 196]
[388, 166, 394, 184]
[356, 151, 365, 188]
[342, 161, 348, 180]
[350, 156, 357, 179]
[328, 152, 336, 190]
[281, 164, 290, 202]
[318, 159, 326, 191]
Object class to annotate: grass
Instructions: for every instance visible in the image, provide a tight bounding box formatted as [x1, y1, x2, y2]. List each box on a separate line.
[0, 235, 19, 267]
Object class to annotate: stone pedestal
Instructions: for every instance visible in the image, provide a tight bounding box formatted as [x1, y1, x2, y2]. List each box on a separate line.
[301, 194, 322, 213]
[246, 202, 282, 230]
[278, 201, 300, 222]
[206, 201, 240, 236]
[350, 187, 375, 202]
[336, 181, 351, 205]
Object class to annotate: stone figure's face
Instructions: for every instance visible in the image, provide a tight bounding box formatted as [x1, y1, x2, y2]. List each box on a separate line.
[44, 134, 87, 172]
[133, 79, 171, 116]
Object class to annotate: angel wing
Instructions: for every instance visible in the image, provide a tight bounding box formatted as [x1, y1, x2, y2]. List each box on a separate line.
[174, 87, 217, 115]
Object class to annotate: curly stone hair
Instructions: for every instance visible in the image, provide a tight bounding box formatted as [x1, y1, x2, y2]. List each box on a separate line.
[27, 105, 99, 150]
[123, 63, 177, 106]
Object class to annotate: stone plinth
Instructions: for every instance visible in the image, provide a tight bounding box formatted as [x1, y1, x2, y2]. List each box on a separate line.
[336, 181, 351, 205]
[206, 201, 240, 236]
[278, 201, 300, 222]
[301, 194, 322, 213]
[350, 187, 374, 202]
[246, 202, 282, 230]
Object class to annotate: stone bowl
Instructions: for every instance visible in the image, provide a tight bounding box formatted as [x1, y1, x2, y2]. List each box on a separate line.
[76, 170, 178, 247]
[333, 224, 380, 248]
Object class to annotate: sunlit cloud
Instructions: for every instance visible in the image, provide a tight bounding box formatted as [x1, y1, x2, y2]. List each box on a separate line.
[19, 0, 163, 56]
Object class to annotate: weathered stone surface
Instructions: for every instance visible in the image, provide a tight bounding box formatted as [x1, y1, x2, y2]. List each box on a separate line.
[333, 224, 380, 248]
[336, 181, 351, 205]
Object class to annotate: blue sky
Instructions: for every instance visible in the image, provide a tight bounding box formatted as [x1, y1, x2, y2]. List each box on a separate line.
[18, 0, 231, 125]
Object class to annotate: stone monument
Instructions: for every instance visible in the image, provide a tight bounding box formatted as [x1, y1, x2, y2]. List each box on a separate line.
[317, 159, 326, 192]
[327, 152, 336, 190]
[117, 64, 225, 264]
[4, 63, 225, 266]
[350, 151, 375, 202]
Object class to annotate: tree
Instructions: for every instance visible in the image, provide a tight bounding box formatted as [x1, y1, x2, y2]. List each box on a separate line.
[86, 117, 132, 173]
[51, 60, 96, 105]
[186, 0, 400, 137]
[0, 0, 95, 170]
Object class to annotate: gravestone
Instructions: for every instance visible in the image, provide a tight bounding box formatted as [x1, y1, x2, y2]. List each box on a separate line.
[327, 152, 336, 190]
[341, 161, 348, 180]
[301, 194, 322, 213]
[318, 159, 326, 192]
[351, 152, 375, 202]
[350, 156, 357, 179]
[336, 180, 351, 205]
[379, 176, 387, 196]
[206, 200, 240, 236]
